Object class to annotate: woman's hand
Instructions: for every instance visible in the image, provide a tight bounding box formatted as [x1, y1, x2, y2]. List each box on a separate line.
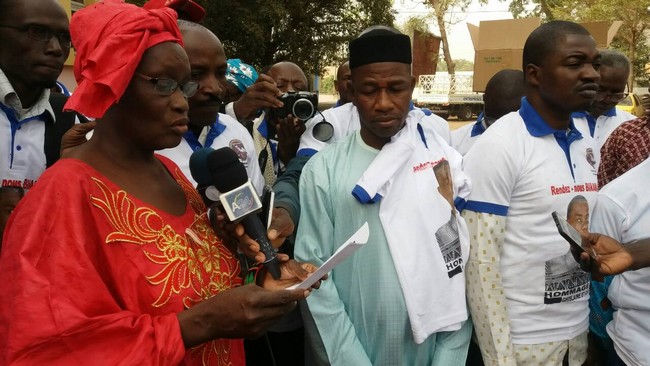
[60, 121, 96, 157]
[177, 283, 307, 347]
[261, 253, 325, 291]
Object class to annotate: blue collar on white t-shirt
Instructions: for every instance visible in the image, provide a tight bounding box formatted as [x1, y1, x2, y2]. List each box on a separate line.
[470, 112, 487, 137]
[519, 97, 583, 179]
[0, 103, 48, 168]
[571, 108, 617, 137]
[571, 107, 617, 119]
[183, 114, 226, 151]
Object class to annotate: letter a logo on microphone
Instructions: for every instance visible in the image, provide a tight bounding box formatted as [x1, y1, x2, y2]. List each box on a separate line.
[230, 192, 254, 217]
[220, 181, 262, 222]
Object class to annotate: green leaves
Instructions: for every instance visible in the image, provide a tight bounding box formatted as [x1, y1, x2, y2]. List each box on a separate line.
[189, 0, 394, 76]
[501, 0, 650, 87]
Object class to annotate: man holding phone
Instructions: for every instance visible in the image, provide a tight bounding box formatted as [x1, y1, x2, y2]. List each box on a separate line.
[462, 21, 600, 366]
[552, 210, 596, 263]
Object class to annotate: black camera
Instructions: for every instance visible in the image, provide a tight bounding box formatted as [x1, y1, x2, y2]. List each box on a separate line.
[273, 91, 319, 121]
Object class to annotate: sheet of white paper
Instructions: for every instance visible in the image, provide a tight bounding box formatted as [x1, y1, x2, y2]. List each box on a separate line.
[288, 222, 369, 290]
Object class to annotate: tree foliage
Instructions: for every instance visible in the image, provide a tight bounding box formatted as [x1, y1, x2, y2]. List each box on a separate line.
[399, 15, 432, 37]
[418, 0, 486, 92]
[437, 58, 473, 72]
[425, 0, 467, 77]
[127, 0, 394, 76]
[503, 0, 650, 88]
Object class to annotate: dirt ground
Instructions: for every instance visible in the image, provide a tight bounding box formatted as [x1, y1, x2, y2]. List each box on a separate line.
[318, 94, 474, 131]
[448, 118, 473, 130]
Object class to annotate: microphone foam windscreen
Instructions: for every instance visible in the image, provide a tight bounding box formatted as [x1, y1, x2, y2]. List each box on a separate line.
[207, 147, 248, 192]
[189, 147, 215, 186]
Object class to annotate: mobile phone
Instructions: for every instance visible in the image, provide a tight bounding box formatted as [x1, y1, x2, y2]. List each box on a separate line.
[551, 211, 597, 259]
[259, 186, 275, 230]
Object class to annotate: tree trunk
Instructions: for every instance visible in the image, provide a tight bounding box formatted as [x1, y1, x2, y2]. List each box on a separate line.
[539, 0, 555, 20]
[629, 30, 636, 90]
[435, 12, 456, 93]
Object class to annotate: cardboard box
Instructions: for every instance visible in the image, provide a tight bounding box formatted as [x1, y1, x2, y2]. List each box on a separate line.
[468, 18, 622, 92]
[580, 21, 622, 48]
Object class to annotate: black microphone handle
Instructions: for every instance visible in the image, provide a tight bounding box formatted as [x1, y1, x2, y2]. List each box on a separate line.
[241, 215, 281, 280]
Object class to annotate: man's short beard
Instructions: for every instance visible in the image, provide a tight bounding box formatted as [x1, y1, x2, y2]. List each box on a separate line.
[42, 80, 58, 89]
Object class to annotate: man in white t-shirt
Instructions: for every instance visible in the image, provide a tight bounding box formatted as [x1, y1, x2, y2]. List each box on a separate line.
[572, 49, 636, 151]
[451, 69, 524, 156]
[156, 21, 264, 194]
[463, 21, 601, 366]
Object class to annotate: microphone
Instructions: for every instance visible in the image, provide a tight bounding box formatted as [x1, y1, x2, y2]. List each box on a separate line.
[189, 147, 220, 204]
[190, 147, 281, 279]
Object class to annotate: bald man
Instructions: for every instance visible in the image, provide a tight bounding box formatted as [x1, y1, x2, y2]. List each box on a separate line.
[451, 69, 525, 155]
[572, 49, 636, 150]
[334, 61, 351, 106]
[156, 20, 264, 195]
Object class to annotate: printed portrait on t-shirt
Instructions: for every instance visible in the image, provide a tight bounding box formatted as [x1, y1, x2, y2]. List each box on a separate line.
[544, 194, 591, 304]
[433, 159, 454, 210]
[435, 214, 463, 278]
[566, 195, 589, 236]
[432, 159, 462, 278]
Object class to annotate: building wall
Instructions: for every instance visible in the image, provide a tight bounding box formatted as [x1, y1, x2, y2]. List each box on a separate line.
[57, 0, 97, 91]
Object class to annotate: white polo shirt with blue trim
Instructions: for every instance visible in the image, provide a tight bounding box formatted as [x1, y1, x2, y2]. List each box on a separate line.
[450, 113, 487, 156]
[571, 108, 636, 151]
[297, 102, 450, 157]
[157, 113, 264, 195]
[463, 97, 599, 344]
[0, 68, 54, 190]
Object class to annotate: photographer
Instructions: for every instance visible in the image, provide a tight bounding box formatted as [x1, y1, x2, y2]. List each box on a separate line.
[226, 61, 314, 186]
[268, 61, 314, 165]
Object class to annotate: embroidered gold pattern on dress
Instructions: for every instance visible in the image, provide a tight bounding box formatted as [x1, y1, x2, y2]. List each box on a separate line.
[89, 166, 241, 366]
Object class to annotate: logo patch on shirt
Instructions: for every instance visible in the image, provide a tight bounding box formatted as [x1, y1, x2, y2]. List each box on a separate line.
[229, 139, 248, 164]
[586, 148, 596, 169]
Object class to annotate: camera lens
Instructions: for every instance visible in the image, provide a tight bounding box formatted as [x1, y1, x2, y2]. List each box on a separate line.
[293, 98, 315, 120]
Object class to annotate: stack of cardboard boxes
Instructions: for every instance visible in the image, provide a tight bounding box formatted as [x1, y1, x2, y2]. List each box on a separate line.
[467, 18, 622, 92]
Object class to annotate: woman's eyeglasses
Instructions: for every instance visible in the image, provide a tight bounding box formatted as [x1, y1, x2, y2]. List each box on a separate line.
[134, 73, 199, 98]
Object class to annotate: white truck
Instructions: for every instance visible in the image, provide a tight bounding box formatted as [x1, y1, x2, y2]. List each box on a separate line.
[413, 72, 484, 120]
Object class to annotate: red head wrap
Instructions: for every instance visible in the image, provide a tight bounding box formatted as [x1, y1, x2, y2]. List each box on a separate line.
[64, 0, 183, 118]
[143, 0, 206, 23]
